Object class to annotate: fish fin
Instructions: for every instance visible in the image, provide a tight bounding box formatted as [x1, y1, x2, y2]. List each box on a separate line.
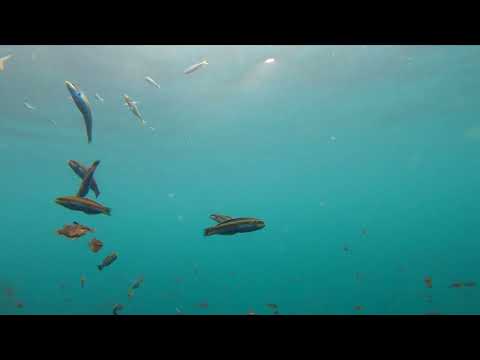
[97, 265, 103, 271]
[210, 214, 233, 223]
[204, 228, 213, 236]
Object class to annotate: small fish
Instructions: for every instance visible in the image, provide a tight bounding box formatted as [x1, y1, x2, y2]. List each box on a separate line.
[184, 60, 208, 75]
[175, 307, 183, 314]
[266, 304, 278, 310]
[98, 252, 118, 271]
[361, 228, 368, 237]
[145, 76, 161, 89]
[95, 93, 104, 102]
[424, 276, 432, 289]
[273, 310, 280, 315]
[88, 238, 103, 253]
[80, 275, 86, 288]
[23, 101, 36, 111]
[247, 311, 256, 315]
[264, 58, 275, 64]
[123, 94, 145, 125]
[204, 215, 265, 236]
[57, 222, 94, 239]
[449, 282, 464, 289]
[113, 303, 124, 315]
[15, 302, 24, 309]
[464, 281, 476, 288]
[354, 305, 364, 311]
[0, 54, 13, 72]
[55, 196, 111, 216]
[343, 245, 350, 253]
[77, 160, 100, 198]
[65, 81, 93, 143]
[68, 160, 101, 198]
[128, 276, 144, 298]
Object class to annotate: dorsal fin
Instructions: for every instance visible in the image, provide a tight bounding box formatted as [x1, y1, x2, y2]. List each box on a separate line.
[210, 214, 233, 223]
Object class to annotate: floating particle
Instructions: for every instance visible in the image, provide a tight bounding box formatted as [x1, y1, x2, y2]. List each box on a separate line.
[361, 228, 368, 237]
[343, 245, 350, 253]
[264, 58, 275, 64]
[168, 193, 175, 199]
[330, 136, 336, 141]
[177, 215, 184, 222]
[424, 276, 432, 288]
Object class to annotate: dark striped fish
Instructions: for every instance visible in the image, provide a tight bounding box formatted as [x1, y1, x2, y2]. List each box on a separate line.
[68, 160, 101, 198]
[55, 196, 111, 216]
[204, 215, 265, 236]
[98, 252, 118, 271]
[77, 160, 100, 198]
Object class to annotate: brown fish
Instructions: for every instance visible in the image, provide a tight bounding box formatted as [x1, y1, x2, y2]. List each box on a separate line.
[88, 238, 103, 253]
[57, 221, 94, 239]
[56, 196, 111, 216]
[68, 160, 101, 198]
[424, 276, 432, 288]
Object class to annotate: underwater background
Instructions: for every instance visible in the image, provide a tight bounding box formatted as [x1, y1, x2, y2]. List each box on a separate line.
[1, 45, 479, 315]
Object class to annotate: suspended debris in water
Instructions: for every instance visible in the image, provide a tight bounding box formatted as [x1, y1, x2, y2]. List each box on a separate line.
[264, 58, 275, 64]
[424, 276, 432, 289]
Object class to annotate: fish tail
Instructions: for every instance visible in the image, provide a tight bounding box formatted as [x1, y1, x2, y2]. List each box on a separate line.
[204, 227, 214, 237]
[97, 265, 103, 271]
[103, 207, 112, 216]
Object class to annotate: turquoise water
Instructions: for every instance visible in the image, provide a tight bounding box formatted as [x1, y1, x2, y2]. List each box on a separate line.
[1, 45, 480, 315]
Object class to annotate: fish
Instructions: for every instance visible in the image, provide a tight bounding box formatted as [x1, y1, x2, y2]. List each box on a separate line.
[112, 303, 123, 315]
[88, 238, 103, 253]
[80, 275, 86, 289]
[264, 58, 275, 64]
[128, 276, 144, 299]
[123, 94, 145, 125]
[449, 282, 464, 288]
[424, 276, 432, 289]
[98, 252, 118, 271]
[68, 160, 101, 198]
[266, 304, 278, 310]
[23, 101, 36, 111]
[145, 76, 161, 89]
[204, 215, 265, 236]
[209, 214, 233, 223]
[184, 60, 208, 75]
[55, 196, 111, 216]
[343, 245, 350, 252]
[65, 80, 93, 143]
[57, 221, 94, 239]
[15, 302, 24, 309]
[77, 160, 100, 198]
[95, 93, 104, 102]
[354, 305, 364, 311]
[273, 310, 280, 315]
[0, 54, 13, 72]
